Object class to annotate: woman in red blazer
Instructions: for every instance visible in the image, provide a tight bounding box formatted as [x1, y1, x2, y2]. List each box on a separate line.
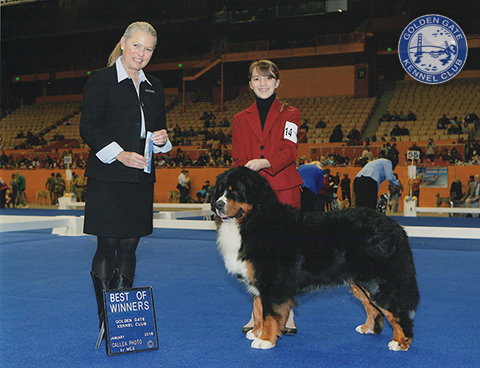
[232, 60, 303, 335]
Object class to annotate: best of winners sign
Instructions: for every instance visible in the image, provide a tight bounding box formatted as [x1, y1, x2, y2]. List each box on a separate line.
[104, 287, 159, 356]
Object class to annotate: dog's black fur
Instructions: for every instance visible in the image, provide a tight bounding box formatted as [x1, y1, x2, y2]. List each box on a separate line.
[212, 167, 419, 350]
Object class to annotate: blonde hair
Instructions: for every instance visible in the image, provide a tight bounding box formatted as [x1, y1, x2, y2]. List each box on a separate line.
[107, 21, 157, 67]
[308, 161, 322, 169]
[249, 59, 290, 112]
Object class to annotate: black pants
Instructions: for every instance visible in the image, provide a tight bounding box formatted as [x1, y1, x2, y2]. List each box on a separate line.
[353, 176, 378, 209]
[300, 187, 317, 212]
[179, 185, 189, 203]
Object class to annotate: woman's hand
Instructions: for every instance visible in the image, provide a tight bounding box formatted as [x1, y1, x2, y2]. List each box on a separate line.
[152, 129, 168, 146]
[245, 159, 271, 171]
[116, 151, 147, 169]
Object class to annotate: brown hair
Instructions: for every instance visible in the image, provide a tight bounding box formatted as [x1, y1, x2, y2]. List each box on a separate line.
[249, 59, 289, 112]
[107, 21, 157, 67]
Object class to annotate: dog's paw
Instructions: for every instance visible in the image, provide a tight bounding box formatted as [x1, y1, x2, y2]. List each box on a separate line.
[251, 338, 275, 349]
[246, 330, 256, 340]
[388, 340, 408, 351]
[355, 324, 374, 334]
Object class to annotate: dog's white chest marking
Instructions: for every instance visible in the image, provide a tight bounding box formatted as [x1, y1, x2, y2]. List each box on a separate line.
[217, 222, 260, 296]
[217, 222, 246, 276]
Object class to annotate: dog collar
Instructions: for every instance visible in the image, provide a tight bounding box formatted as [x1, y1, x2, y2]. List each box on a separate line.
[219, 208, 245, 222]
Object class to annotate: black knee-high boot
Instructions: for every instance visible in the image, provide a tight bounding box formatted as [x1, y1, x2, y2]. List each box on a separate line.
[110, 268, 134, 289]
[90, 270, 114, 348]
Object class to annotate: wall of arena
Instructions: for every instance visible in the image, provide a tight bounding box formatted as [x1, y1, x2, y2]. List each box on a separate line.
[1, 153, 477, 210]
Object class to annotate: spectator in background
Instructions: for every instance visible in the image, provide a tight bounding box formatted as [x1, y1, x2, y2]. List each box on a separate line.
[468, 155, 480, 165]
[316, 118, 326, 129]
[361, 146, 374, 162]
[317, 168, 331, 212]
[325, 154, 336, 166]
[389, 173, 403, 213]
[298, 161, 324, 212]
[46, 173, 56, 204]
[437, 114, 450, 130]
[196, 180, 211, 203]
[15, 170, 27, 208]
[329, 124, 343, 143]
[410, 172, 423, 206]
[378, 110, 393, 125]
[426, 139, 436, 161]
[462, 122, 472, 138]
[462, 174, 480, 208]
[0, 178, 8, 209]
[464, 112, 479, 127]
[53, 173, 65, 205]
[406, 110, 416, 121]
[450, 147, 462, 164]
[447, 117, 462, 134]
[340, 173, 351, 206]
[408, 142, 425, 162]
[177, 169, 190, 203]
[9, 173, 18, 208]
[353, 156, 400, 210]
[450, 177, 463, 201]
[74, 174, 88, 202]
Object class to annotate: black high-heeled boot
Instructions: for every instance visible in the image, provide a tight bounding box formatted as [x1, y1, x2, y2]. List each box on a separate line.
[110, 268, 134, 289]
[90, 271, 113, 348]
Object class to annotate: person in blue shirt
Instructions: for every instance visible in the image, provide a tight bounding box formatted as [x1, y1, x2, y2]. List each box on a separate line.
[298, 161, 324, 212]
[354, 156, 399, 209]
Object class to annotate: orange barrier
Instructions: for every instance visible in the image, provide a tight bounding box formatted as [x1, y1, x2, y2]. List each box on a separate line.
[1, 165, 479, 209]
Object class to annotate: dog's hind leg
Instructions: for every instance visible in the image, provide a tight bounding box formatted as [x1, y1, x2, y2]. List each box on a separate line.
[350, 284, 385, 335]
[374, 306, 414, 351]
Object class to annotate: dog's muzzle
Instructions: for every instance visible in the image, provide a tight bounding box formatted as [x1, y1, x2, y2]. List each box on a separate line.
[214, 197, 244, 222]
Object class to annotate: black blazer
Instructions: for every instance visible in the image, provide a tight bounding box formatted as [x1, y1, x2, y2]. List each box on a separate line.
[80, 64, 166, 183]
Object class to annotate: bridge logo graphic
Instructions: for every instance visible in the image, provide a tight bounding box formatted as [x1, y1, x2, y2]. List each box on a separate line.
[398, 15, 468, 84]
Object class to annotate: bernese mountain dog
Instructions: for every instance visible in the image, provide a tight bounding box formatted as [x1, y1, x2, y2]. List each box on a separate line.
[211, 167, 419, 351]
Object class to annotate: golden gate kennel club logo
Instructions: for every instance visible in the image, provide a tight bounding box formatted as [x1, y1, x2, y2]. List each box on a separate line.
[398, 14, 468, 84]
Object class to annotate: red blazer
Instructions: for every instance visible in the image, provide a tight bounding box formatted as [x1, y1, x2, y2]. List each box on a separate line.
[232, 98, 303, 192]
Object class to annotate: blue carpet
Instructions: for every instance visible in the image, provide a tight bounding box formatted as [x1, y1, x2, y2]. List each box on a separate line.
[392, 215, 480, 228]
[0, 223, 479, 367]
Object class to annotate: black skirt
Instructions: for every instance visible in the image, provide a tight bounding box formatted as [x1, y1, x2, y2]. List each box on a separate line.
[84, 175, 154, 238]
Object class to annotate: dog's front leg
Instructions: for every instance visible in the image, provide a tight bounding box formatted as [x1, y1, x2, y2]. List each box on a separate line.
[251, 300, 289, 350]
[246, 296, 263, 340]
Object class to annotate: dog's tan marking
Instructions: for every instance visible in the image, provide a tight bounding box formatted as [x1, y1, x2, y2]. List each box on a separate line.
[245, 261, 256, 284]
[258, 314, 281, 347]
[224, 199, 252, 222]
[251, 296, 263, 339]
[350, 285, 384, 335]
[377, 307, 411, 351]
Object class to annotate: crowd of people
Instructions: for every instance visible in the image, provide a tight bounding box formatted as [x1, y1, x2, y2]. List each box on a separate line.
[153, 144, 233, 168]
[169, 124, 231, 146]
[0, 149, 88, 170]
[2, 137, 480, 172]
[378, 110, 417, 124]
[436, 112, 479, 137]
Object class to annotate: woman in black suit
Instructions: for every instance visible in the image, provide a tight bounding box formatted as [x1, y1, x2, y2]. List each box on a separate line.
[80, 21, 172, 343]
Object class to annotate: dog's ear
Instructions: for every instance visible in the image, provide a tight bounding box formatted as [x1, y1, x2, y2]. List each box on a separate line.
[237, 167, 278, 207]
[210, 170, 228, 209]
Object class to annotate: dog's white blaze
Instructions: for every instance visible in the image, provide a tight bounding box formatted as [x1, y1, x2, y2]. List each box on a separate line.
[216, 194, 236, 223]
